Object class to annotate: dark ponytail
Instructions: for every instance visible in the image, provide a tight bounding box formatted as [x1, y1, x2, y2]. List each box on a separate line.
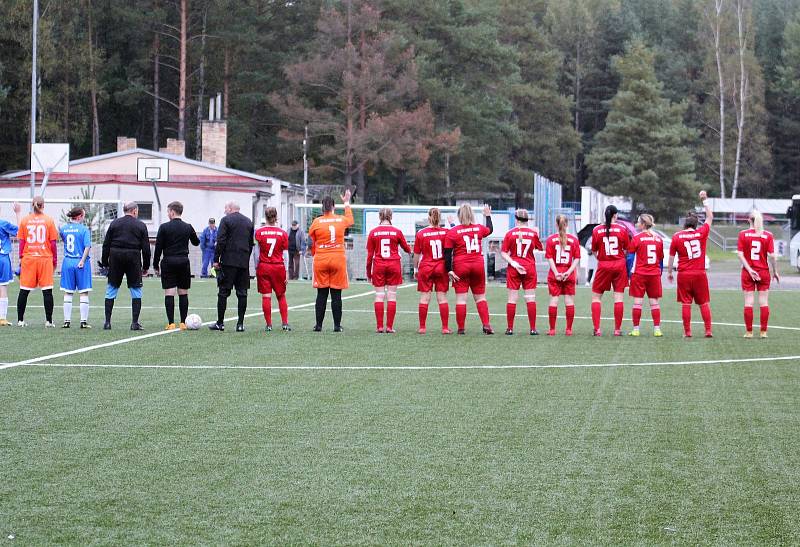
[604, 205, 618, 238]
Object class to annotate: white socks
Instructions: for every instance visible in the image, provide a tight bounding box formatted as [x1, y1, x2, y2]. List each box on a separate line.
[63, 293, 73, 321]
[0, 297, 7, 320]
[80, 295, 89, 322]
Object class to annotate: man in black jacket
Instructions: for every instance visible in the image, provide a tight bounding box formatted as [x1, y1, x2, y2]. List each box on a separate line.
[153, 201, 200, 330]
[209, 201, 254, 332]
[101, 202, 151, 330]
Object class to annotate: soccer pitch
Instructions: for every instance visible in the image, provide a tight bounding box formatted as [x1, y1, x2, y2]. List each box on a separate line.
[2, 277, 799, 543]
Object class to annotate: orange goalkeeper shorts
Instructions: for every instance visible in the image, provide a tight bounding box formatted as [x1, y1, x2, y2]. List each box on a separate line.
[20, 256, 54, 290]
[313, 254, 349, 290]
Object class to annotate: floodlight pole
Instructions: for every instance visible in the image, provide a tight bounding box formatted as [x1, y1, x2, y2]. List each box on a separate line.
[29, 0, 38, 201]
[303, 122, 309, 205]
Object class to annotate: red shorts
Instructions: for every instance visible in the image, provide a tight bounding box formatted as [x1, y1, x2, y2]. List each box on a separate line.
[741, 268, 771, 292]
[677, 271, 710, 305]
[547, 273, 576, 296]
[256, 262, 287, 296]
[592, 262, 628, 293]
[629, 273, 662, 299]
[453, 260, 486, 294]
[371, 260, 403, 287]
[507, 266, 537, 290]
[417, 262, 449, 293]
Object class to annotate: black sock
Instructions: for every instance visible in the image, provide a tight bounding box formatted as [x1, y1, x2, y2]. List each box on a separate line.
[178, 294, 189, 323]
[217, 294, 227, 324]
[237, 294, 247, 324]
[16, 289, 30, 321]
[132, 298, 142, 324]
[331, 288, 342, 327]
[165, 295, 175, 324]
[42, 289, 54, 323]
[315, 288, 329, 327]
[104, 298, 114, 322]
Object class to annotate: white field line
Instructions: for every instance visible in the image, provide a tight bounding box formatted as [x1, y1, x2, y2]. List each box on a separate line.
[1, 284, 415, 371]
[16, 354, 800, 371]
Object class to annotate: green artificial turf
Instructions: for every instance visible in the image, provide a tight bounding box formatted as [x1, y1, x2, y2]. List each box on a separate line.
[1, 275, 799, 544]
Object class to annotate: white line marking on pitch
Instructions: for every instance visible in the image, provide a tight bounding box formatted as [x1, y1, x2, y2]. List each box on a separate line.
[16, 354, 800, 371]
[1, 284, 415, 371]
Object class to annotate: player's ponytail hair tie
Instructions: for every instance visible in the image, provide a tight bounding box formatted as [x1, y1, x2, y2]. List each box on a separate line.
[428, 207, 441, 228]
[67, 207, 85, 220]
[638, 213, 655, 232]
[750, 210, 764, 234]
[514, 209, 529, 223]
[32, 196, 45, 214]
[604, 205, 618, 237]
[379, 208, 393, 224]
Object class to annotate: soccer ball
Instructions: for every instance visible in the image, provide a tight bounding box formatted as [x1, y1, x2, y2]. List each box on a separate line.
[185, 313, 203, 330]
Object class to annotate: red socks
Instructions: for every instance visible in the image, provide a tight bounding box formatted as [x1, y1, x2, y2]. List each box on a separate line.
[374, 301, 385, 330]
[632, 303, 642, 328]
[682, 304, 692, 335]
[760, 305, 770, 332]
[651, 304, 660, 327]
[476, 300, 491, 327]
[744, 306, 754, 332]
[262, 296, 272, 326]
[456, 303, 467, 330]
[419, 303, 429, 329]
[387, 301, 397, 329]
[548, 305, 557, 330]
[526, 301, 537, 330]
[439, 302, 449, 330]
[591, 302, 601, 331]
[566, 305, 575, 331]
[613, 302, 624, 331]
[700, 303, 712, 333]
[277, 294, 288, 324]
[506, 303, 516, 330]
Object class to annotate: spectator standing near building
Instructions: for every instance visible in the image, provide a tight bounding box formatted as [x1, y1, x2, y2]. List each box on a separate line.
[287, 220, 306, 280]
[199, 218, 217, 278]
[209, 201, 254, 332]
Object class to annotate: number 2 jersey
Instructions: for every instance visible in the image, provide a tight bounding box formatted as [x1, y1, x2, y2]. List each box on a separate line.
[60, 222, 91, 261]
[669, 223, 710, 272]
[628, 231, 664, 276]
[544, 233, 581, 276]
[501, 227, 542, 269]
[444, 223, 492, 265]
[737, 228, 774, 272]
[590, 223, 630, 265]
[255, 225, 289, 265]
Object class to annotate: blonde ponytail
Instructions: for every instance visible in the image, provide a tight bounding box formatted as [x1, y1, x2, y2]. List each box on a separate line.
[750, 210, 764, 234]
[556, 214, 568, 247]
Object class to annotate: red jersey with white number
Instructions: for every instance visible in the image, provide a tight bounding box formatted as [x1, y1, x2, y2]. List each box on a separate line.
[670, 223, 710, 272]
[367, 225, 410, 263]
[445, 224, 492, 265]
[737, 229, 774, 271]
[255, 225, 288, 265]
[629, 232, 664, 276]
[413, 226, 448, 268]
[501, 227, 542, 269]
[545, 233, 581, 273]
[591, 223, 630, 263]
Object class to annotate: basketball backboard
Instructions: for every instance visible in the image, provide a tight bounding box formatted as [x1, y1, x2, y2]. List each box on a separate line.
[30, 143, 69, 173]
[137, 158, 169, 182]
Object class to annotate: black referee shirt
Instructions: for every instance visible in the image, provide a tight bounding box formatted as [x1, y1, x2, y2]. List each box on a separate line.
[153, 218, 200, 266]
[101, 214, 151, 270]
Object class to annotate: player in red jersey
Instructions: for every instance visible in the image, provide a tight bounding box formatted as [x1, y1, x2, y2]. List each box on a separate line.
[499, 209, 542, 335]
[627, 214, 664, 337]
[413, 208, 451, 334]
[544, 215, 580, 336]
[444, 203, 494, 335]
[668, 191, 714, 338]
[736, 210, 779, 338]
[590, 205, 631, 336]
[367, 208, 411, 333]
[254, 207, 290, 332]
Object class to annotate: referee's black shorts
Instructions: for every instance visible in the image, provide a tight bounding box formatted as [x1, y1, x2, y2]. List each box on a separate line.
[217, 265, 250, 296]
[107, 250, 143, 289]
[159, 257, 192, 290]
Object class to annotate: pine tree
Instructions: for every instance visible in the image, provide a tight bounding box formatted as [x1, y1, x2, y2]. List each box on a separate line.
[587, 39, 698, 218]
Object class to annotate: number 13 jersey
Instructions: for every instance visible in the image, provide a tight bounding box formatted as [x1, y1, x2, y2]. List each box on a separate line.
[669, 223, 710, 272]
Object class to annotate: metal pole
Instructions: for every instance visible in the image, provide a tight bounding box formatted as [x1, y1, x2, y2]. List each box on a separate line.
[30, 0, 38, 200]
[303, 122, 309, 205]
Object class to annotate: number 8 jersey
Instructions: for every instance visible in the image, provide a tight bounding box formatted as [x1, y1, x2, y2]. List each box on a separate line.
[669, 223, 710, 271]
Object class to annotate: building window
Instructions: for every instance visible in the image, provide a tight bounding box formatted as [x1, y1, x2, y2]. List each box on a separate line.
[137, 203, 153, 221]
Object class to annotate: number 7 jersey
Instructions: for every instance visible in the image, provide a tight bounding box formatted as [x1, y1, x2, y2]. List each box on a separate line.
[255, 225, 289, 264]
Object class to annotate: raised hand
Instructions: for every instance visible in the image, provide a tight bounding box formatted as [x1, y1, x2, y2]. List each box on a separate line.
[12, 202, 21, 214]
[699, 190, 708, 201]
[482, 204, 492, 217]
[341, 188, 352, 205]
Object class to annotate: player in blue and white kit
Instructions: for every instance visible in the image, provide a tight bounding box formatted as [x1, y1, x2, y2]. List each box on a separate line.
[0, 202, 23, 326]
[59, 207, 93, 328]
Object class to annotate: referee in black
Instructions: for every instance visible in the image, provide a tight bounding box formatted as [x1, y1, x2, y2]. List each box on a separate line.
[101, 201, 151, 330]
[153, 201, 199, 330]
[209, 201, 254, 332]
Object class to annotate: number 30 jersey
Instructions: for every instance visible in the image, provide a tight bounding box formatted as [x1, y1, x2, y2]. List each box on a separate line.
[591, 223, 630, 264]
[444, 223, 492, 265]
[255, 225, 289, 265]
[19, 213, 58, 258]
[545, 233, 581, 274]
[59, 222, 92, 260]
[669, 223, 710, 272]
[628, 232, 664, 276]
[501, 227, 542, 269]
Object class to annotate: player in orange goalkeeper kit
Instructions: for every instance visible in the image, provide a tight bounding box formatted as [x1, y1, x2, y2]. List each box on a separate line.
[308, 189, 353, 331]
[17, 196, 59, 327]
